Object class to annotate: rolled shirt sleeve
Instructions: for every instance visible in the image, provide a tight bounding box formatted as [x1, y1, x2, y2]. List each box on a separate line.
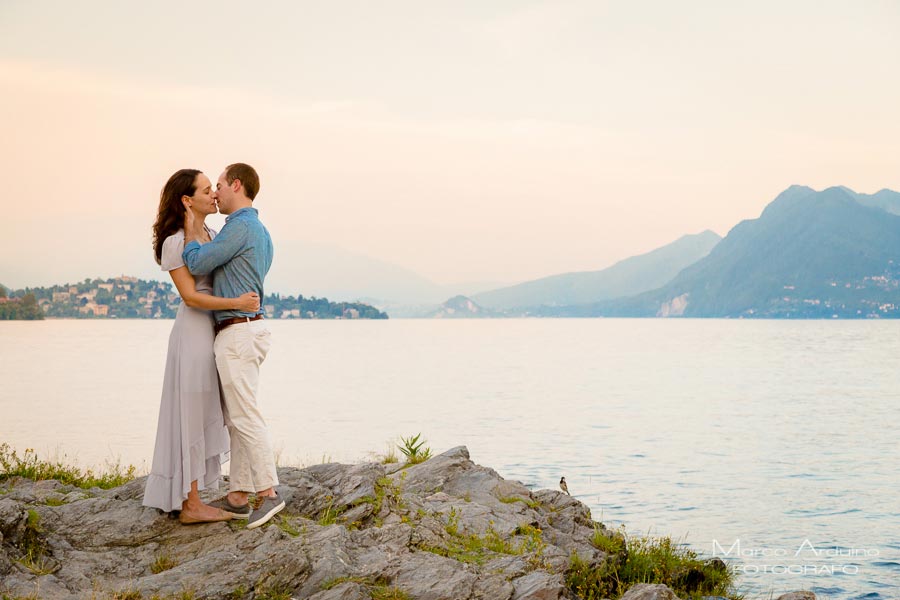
[182, 221, 248, 275]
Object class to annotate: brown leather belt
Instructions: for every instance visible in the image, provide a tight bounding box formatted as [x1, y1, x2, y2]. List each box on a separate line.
[215, 314, 264, 335]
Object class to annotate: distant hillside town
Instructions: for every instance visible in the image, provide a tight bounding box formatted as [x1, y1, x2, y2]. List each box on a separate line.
[0, 276, 387, 320]
[0, 285, 43, 320]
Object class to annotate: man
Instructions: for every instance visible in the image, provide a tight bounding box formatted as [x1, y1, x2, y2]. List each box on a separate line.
[182, 162, 283, 529]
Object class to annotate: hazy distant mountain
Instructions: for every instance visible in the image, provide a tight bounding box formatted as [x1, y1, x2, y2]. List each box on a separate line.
[471, 231, 721, 310]
[844, 187, 900, 216]
[266, 241, 449, 304]
[560, 186, 900, 318]
[425, 295, 497, 319]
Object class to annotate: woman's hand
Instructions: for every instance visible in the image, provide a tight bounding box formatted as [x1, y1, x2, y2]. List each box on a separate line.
[236, 292, 261, 312]
[182, 199, 197, 240]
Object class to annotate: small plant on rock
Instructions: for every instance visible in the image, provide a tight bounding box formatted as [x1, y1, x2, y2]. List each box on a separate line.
[590, 524, 625, 555]
[254, 583, 293, 600]
[318, 496, 344, 526]
[150, 551, 177, 574]
[371, 585, 411, 600]
[380, 444, 399, 464]
[275, 514, 301, 537]
[18, 509, 55, 575]
[397, 433, 432, 465]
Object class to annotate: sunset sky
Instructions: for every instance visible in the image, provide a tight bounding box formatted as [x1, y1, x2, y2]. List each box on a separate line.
[2, 1, 899, 292]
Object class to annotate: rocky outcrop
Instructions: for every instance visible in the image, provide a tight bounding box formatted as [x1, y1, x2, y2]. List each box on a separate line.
[0, 446, 621, 600]
[0, 446, 815, 600]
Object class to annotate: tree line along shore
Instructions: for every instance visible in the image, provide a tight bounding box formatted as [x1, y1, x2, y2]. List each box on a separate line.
[0, 277, 387, 321]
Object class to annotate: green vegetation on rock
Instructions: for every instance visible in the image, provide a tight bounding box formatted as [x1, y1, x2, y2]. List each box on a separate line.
[568, 530, 739, 599]
[0, 443, 136, 489]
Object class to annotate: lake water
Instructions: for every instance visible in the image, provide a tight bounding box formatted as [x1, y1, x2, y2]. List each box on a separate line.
[1, 319, 898, 599]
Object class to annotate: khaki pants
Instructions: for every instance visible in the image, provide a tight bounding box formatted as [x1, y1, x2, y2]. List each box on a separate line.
[214, 320, 278, 493]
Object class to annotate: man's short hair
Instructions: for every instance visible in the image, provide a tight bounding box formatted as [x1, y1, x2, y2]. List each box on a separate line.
[225, 163, 260, 200]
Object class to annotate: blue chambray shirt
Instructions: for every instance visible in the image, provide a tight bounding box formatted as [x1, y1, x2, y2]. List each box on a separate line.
[182, 207, 273, 323]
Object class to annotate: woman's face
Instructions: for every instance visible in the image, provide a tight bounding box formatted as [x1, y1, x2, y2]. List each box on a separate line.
[188, 173, 217, 215]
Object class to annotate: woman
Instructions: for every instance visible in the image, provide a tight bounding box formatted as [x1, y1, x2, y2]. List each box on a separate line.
[143, 168, 260, 523]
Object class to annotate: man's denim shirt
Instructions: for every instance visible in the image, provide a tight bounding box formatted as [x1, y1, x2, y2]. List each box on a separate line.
[182, 207, 273, 323]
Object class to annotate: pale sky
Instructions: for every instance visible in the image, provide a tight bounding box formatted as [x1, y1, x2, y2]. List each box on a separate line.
[2, 1, 899, 292]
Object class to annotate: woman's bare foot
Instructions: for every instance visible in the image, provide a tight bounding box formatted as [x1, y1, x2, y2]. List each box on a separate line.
[179, 501, 231, 524]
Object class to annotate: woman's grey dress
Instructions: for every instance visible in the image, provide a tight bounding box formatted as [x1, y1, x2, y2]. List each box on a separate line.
[143, 230, 230, 512]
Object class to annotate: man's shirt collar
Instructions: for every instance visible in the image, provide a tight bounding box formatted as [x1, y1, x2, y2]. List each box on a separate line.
[225, 207, 258, 222]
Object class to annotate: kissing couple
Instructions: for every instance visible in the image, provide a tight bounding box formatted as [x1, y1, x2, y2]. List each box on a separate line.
[142, 163, 285, 528]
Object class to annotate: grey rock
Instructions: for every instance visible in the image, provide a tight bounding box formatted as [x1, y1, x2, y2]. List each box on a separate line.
[0, 445, 638, 600]
[0, 497, 23, 533]
[775, 593, 817, 600]
[485, 554, 531, 579]
[472, 573, 515, 599]
[305, 461, 385, 507]
[400, 445, 473, 496]
[533, 489, 594, 531]
[511, 571, 574, 599]
[620, 583, 682, 600]
[386, 550, 476, 600]
[307, 581, 370, 600]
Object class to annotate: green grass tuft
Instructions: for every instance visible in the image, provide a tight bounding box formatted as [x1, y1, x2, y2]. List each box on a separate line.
[275, 514, 301, 537]
[254, 584, 293, 600]
[0, 443, 136, 489]
[590, 524, 626, 555]
[318, 496, 345, 526]
[150, 551, 177, 574]
[370, 585, 411, 600]
[225, 585, 248, 600]
[380, 444, 399, 464]
[497, 495, 541, 509]
[17, 509, 55, 575]
[420, 512, 546, 565]
[321, 576, 408, 599]
[566, 533, 740, 600]
[353, 475, 406, 527]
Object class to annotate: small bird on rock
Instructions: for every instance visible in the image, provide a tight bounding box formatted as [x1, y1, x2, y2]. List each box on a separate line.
[559, 476, 570, 495]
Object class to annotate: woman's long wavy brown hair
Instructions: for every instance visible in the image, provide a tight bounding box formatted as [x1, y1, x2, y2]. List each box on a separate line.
[152, 169, 202, 264]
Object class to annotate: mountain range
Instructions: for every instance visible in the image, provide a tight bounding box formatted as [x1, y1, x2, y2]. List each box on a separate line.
[541, 186, 900, 318]
[471, 231, 721, 310]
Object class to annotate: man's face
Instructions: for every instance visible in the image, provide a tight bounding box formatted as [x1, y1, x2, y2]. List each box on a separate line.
[213, 171, 236, 215]
[187, 173, 217, 216]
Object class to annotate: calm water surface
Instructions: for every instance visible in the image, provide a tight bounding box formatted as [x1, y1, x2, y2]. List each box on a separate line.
[2, 319, 898, 599]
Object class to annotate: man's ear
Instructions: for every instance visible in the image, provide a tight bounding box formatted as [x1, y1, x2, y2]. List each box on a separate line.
[232, 178, 242, 194]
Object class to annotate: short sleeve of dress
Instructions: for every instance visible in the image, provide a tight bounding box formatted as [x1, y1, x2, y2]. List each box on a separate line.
[160, 233, 186, 272]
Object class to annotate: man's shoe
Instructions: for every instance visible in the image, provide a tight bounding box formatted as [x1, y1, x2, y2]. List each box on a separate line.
[246, 493, 285, 529]
[208, 496, 252, 519]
